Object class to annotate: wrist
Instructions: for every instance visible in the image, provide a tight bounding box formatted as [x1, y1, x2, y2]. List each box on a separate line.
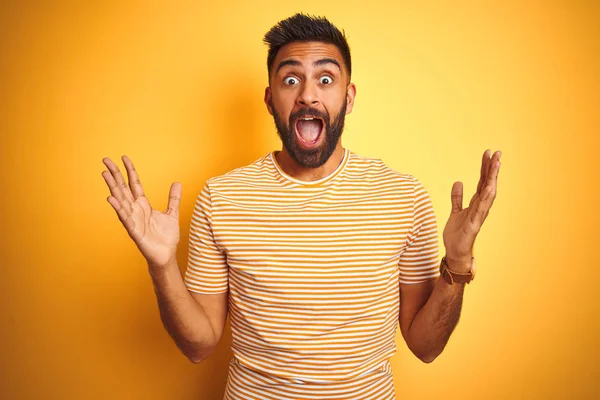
[148, 257, 178, 277]
[444, 254, 473, 274]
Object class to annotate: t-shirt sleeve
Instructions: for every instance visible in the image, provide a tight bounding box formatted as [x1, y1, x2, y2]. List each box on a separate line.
[398, 175, 441, 284]
[183, 182, 229, 294]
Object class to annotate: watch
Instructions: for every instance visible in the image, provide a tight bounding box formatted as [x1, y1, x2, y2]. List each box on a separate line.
[439, 256, 476, 285]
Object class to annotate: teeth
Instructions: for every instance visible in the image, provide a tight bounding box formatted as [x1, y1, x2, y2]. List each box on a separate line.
[302, 117, 314, 120]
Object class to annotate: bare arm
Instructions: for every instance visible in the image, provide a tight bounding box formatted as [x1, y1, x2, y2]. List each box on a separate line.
[399, 266, 466, 363]
[100, 155, 227, 364]
[399, 149, 501, 363]
[149, 259, 228, 364]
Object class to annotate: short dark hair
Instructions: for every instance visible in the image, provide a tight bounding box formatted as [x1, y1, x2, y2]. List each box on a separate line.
[263, 13, 352, 81]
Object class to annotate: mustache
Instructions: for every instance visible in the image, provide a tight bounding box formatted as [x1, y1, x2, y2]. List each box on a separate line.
[289, 107, 329, 123]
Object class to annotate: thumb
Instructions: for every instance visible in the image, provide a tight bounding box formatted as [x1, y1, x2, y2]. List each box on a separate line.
[451, 181, 463, 215]
[165, 182, 182, 218]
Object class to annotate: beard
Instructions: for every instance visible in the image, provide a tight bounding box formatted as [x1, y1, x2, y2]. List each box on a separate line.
[270, 99, 347, 168]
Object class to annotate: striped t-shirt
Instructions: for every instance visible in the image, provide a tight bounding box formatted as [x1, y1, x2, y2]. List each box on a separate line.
[184, 148, 440, 399]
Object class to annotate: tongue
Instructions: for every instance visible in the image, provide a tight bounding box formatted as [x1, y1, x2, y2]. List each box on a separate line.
[297, 120, 321, 142]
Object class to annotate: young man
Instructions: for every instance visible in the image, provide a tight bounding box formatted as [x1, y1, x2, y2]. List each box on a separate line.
[102, 13, 501, 400]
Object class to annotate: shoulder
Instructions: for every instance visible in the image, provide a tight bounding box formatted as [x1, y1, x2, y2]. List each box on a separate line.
[205, 153, 275, 191]
[346, 150, 418, 187]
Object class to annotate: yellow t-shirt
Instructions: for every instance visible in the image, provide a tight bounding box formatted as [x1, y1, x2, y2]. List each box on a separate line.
[184, 148, 440, 399]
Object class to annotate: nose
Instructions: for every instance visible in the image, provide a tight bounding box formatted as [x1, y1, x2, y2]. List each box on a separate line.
[296, 81, 320, 107]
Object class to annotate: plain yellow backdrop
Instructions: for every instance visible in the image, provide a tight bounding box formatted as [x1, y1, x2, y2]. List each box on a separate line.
[1, 1, 598, 399]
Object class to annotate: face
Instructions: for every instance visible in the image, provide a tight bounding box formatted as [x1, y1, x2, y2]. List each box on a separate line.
[264, 41, 356, 168]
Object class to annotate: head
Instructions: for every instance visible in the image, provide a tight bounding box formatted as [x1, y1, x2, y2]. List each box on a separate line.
[263, 13, 356, 168]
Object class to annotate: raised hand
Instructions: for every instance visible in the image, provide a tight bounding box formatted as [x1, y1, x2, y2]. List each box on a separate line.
[101, 155, 182, 269]
[442, 149, 502, 271]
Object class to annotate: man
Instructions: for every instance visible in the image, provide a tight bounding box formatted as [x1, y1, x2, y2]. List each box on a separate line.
[101, 13, 501, 400]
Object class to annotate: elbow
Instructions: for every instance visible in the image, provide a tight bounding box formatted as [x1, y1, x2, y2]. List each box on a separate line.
[186, 344, 216, 364]
[419, 353, 438, 364]
[188, 354, 204, 364]
[412, 347, 440, 364]
[408, 339, 443, 364]
[187, 351, 210, 364]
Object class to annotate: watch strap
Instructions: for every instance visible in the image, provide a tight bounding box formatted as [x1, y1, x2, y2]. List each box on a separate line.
[440, 256, 475, 284]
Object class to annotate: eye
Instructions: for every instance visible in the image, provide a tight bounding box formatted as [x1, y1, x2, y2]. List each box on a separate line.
[284, 77, 299, 85]
[319, 75, 333, 85]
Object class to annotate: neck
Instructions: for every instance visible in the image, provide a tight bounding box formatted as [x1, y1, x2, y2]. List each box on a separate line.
[275, 143, 345, 182]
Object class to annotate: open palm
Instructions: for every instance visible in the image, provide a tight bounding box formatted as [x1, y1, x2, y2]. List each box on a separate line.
[101, 155, 182, 268]
[442, 149, 501, 262]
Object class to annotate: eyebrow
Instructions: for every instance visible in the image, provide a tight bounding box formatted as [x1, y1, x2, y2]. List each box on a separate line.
[275, 58, 342, 74]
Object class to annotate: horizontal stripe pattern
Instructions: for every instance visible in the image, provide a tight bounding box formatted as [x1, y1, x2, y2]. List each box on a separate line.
[224, 357, 396, 399]
[184, 149, 440, 398]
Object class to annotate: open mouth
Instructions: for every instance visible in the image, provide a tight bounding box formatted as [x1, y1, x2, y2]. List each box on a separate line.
[295, 117, 324, 148]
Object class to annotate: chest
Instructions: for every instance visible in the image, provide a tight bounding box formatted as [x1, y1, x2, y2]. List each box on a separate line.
[211, 189, 412, 295]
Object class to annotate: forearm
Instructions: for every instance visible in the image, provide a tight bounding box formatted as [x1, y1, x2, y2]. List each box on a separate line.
[148, 260, 217, 363]
[405, 266, 467, 363]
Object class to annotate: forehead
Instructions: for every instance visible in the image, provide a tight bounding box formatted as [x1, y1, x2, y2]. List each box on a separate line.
[272, 41, 345, 73]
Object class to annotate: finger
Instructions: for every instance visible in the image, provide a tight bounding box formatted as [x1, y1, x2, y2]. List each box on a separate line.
[107, 195, 136, 235]
[484, 159, 501, 210]
[476, 149, 491, 196]
[451, 181, 463, 215]
[471, 160, 500, 227]
[470, 186, 491, 227]
[488, 151, 502, 177]
[468, 190, 479, 209]
[481, 151, 501, 207]
[102, 157, 135, 205]
[165, 182, 182, 218]
[121, 155, 146, 201]
[101, 168, 133, 214]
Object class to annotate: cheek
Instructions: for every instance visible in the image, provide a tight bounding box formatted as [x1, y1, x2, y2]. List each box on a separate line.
[272, 94, 295, 119]
[323, 99, 345, 119]
[324, 89, 347, 110]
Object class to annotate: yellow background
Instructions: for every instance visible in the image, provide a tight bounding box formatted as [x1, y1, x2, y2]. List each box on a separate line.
[1, 1, 598, 399]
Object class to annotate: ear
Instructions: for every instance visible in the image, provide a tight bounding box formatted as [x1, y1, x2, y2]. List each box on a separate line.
[345, 83, 356, 115]
[264, 86, 273, 116]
